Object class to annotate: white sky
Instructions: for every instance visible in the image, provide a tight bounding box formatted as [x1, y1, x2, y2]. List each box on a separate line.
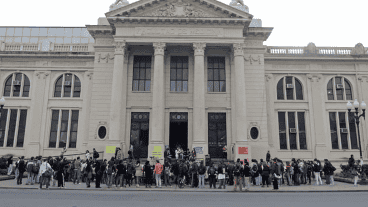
[0, 0, 367, 47]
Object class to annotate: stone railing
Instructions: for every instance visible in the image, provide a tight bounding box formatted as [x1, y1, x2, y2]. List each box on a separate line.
[267, 46, 367, 56]
[0, 42, 93, 52]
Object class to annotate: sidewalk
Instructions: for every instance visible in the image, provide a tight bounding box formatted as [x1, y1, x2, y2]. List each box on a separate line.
[1, 177, 368, 192]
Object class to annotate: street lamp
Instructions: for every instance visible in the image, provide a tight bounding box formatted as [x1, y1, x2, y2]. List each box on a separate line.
[347, 99, 366, 159]
[0, 97, 5, 138]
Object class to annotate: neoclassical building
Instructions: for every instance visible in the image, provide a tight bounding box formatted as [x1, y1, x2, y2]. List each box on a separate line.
[0, 0, 367, 164]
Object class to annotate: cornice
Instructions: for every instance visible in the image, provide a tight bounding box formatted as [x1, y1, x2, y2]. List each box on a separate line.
[244, 27, 273, 41]
[86, 25, 115, 39]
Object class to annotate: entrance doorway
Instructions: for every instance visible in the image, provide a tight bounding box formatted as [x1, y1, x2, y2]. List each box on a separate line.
[169, 112, 188, 157]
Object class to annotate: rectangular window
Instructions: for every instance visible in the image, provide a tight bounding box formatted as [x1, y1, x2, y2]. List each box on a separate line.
[207, 57, 226, 92]
[49, 109, 79, 148]
[132, 56, 151, 91]
[208, 113, 227, 158]
[278, 111, 307, 150]
[0, 109, 27, 148]
[170, 56, 188, 92]
[329, 111, 358, 150]
[130, 112, 150, 158]
[63, 74, 72, 97]
[13, 74, 22, 97]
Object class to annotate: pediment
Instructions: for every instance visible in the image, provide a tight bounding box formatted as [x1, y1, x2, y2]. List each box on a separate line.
[106, 0, 252, 19]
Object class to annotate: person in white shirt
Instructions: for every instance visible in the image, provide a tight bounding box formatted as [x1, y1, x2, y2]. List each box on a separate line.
[85, 150, 90, 160]
[39, 159, 52, 189]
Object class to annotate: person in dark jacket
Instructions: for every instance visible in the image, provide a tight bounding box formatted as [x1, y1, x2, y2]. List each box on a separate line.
[94, 161, 102, 188]
[126, 160, 135, 187]
[101, 159, 107, 184]
[348, 155, 355, 169]
[143, 161, 152, 188]
[17, 156, 26, 185]
[242, 161, 251, 190]
[198, 161, 206, 189]
[85, 158, 93, 188]
[313, 159, 323, 185]
[116, 160, 126, 188]
[208, 163, 217, 189]
[227, 163, 234, 185]
[266, 151, 271, 163]
[189, 160, 198, 188]
[257, 159, 263, 185]
[106, 157, 115, 188]
[171, 160, 180, 188]
[233, 158, 242, 191]
[261, 161, 270, 187]
[217, 161, 226, 189]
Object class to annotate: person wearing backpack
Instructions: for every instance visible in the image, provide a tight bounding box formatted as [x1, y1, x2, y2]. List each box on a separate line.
[208, 163, 217, 189]
[26, 157, 36, 185]
[106, 157, 115, 188]
[261, 161, 270, 187]
[198, 160, 206, 189]
[285, 161, 292, 186]
[38, 159, 52, 190]
[143, 161, 152, 188]
[17, 156, 26, 185]
[251, 163, 258, 186]
[313, 159, 323, 185]
[233, 159, 242, 191]
[243, 161, 251, 190]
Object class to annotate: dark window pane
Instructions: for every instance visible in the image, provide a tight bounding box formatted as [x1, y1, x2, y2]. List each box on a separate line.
[335, 77, 342, 84]
[345, 80, 352, 100]
[12, 73, 22, 97]
[177, 69, 182, 80]
[336, 89, 343, 100]
[298, 112, 306, 149]
[3, 75, 12, 97]
[214, 81, 220, 92]
[288, 112, 296, 149]
[327, 79, 334, 100]
[170, 69, 176, 81]
[54, 75, 63, 97]
[22, 75, 30, 97]
[145, 69, 151, 80]
[133, 68, 140, 79]
[277, 78, 284, 100]
[73, 76, 81, 98]
[207, 81, 214, 92]
[219, 69, 225, 81]
[213, 69, 219, 81]
[130, 112, 150, 158]
[348, 112, 358, 149]
[286, 88, 293, 100]
[133, 56, 152, 92]
[339, 112, 348, 149]
[132, 80, 139, 91]
[183, 69, 188, 81]
[208, 113, 227, 158]
[6, 109, 17, 147]
[220, 81, 226, 92]
[140, 69, 145, 80]
[0, 109, 8, 147]
[59, 110, 69, 148]
[286, 76, 292, 84]
[69, 110, 78, 148]
[16, 110, 27, 147]
[329, 112, 339, 149]
[278, 112, 287, 149]
[295, 79, 303, 100]
[208, 69, 213, 81]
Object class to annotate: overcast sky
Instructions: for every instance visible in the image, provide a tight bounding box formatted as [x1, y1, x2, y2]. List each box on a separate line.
[0, 0, 367, 47]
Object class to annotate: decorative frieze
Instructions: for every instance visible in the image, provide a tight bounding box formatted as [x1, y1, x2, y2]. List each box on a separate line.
[135, 27, 224, 37]
[245, 41, 263, 47]
[321, 64, 354, 69]
[51, 61, 87, 67]
[142, 1, 214, 18]
[244, 55, 262, 64]
[96, 52, 115, 63]
[193, 43, 206, 56]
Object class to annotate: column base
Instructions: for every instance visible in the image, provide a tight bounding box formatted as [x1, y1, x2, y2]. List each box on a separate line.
[147, 143, 165, 164]
[234, 143, 251, 163]
[26, 142, 40, 157]
[191, 143, 207, 161]
[315, 144, 328, 160]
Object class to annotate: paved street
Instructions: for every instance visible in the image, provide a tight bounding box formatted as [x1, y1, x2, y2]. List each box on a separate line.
[0, 189, 367, 207]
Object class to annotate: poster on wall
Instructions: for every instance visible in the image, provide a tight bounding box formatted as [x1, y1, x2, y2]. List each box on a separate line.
[152, 146, 163, 159]
[238, 147, 248, 154]
[193, 147, 204, 154]
[106, 146, 116, 154]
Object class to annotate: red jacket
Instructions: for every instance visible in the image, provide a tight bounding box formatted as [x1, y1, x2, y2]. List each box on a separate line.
[154, 163, 163, 174]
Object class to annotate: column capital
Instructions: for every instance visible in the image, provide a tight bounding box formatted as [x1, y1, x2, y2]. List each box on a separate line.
[113, 40, 127, 55]
[153, 42, 166, 56]
[233, 43, 245, 57]
[193, 43, 206, 56]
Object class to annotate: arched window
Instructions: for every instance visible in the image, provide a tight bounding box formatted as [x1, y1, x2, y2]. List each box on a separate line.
[327, 77, 353, 100]
[277, 76, 303, 100]
[3, 73, 30, 97]
[54, 73, 81, 98]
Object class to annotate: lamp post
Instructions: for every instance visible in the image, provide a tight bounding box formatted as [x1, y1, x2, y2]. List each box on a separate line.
[347, 99, 366, 160]
[0, 97, 5, 139]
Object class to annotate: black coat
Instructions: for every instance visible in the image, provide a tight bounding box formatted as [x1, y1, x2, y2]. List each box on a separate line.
[172, 162, 180, 175]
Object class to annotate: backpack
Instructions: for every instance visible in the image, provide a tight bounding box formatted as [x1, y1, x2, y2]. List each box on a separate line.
[27, 161, 34, 173]
[234, 163, 241, 175]
[93, 151, 99, 159]
[32, 163, 40, 174]
[252, 164, 258, 172]
[209, 167, 216, 176]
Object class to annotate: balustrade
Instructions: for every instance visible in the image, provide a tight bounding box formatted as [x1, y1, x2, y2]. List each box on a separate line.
[268, 46, 356, 56]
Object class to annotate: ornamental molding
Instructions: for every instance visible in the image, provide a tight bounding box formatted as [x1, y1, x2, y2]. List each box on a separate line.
[265, 74, 273, 82]
[96, 52, 115, 63]
[113, 41, 127, 55]
[193, 43, 206, 56]
[86, 72, 93, 80]
[244, 55, 262, 64]
[142, 0, 214, 18]
[35, 71, 50, 79]
[357, 75, 368, 82]
[233, 43, 245, 57]
[307, 73, 322, 82]
[153, 42, 166, 56]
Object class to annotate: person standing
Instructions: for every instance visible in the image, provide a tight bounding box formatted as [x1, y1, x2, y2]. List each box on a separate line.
[73, 157, 82, 185]
[164, 148, 172, 164]
[153, 159, 163, 188]
[26, 157, 35, 185]
[135, 160, 143, 187]
[233, 159, 242, 192]
[352, 166, 359, 186]
[85, 150, 90, 160]
[38, 159, 52, 189]
[266, 151, 271, 163]
[261, 161, 270, 187]
[126, 160, 135, 187]
[243, 161, 251, 190]
[85, 158, 93, 188]
[175, 147, 180, 160]
[116, 160, 126, 188]
[172, 160, 180, 188]
[217, 161, 226, 189]
[198, 161, 206, 189]
[106, 157, 115, 188]
[227, 162, 234, 186]
[285, 161, 292, 186]
[313, 159, 323, 185]
[7, 156, 13, 175]
[163, 161, 171, 187]
[144, 161, 152, 188]
[17, 156, 26, 185]
[93, 148, 99, 162]
[94, 160, 102, 188]
[222, 145, 227, 160]
[189, 160, 198, 188]
[348, 154, 355, 169]
[208, 163, 217, 189]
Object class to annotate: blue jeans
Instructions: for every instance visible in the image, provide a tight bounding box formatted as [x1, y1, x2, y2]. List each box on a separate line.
[107, 174, 114, 187]
[199, 174, 205, 188]
[73, 169, 81, 184]
[27, 172, 35, 184]
[116, 174, 125, 187]
[156, 174, 161, 187]
[8, 165, 13, 175]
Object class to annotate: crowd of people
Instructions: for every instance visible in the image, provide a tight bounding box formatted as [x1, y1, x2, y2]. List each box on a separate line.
[4, 148, 365, 190]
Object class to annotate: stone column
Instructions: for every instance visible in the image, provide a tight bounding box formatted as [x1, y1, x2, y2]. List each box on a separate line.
[109, 41, 127, 150]
[148, 42, 166, 159]
[192, 43, 207, 159]
[232, 43, 251, 161]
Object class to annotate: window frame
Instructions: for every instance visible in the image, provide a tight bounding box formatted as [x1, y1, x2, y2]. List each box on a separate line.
[326, 77, 353, 101]
[277, 110, 307, 150]
[276, 76, 304, 101]
[328, 111, 359, 150]
[54, 73, 81, 98]
[207, 56, 226, 93]
[132, 56, 152, 92]
[3, 73, 31, 98]
[0, 108, 28, 148]
[48, 109, 80, 148]
[170, 56, 189, 92]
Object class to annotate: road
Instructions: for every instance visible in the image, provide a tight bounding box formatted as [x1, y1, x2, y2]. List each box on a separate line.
[0, 189, 365, 207]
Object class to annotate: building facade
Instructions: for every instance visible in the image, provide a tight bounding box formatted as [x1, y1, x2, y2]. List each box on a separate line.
[0, 0, 368, 164]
